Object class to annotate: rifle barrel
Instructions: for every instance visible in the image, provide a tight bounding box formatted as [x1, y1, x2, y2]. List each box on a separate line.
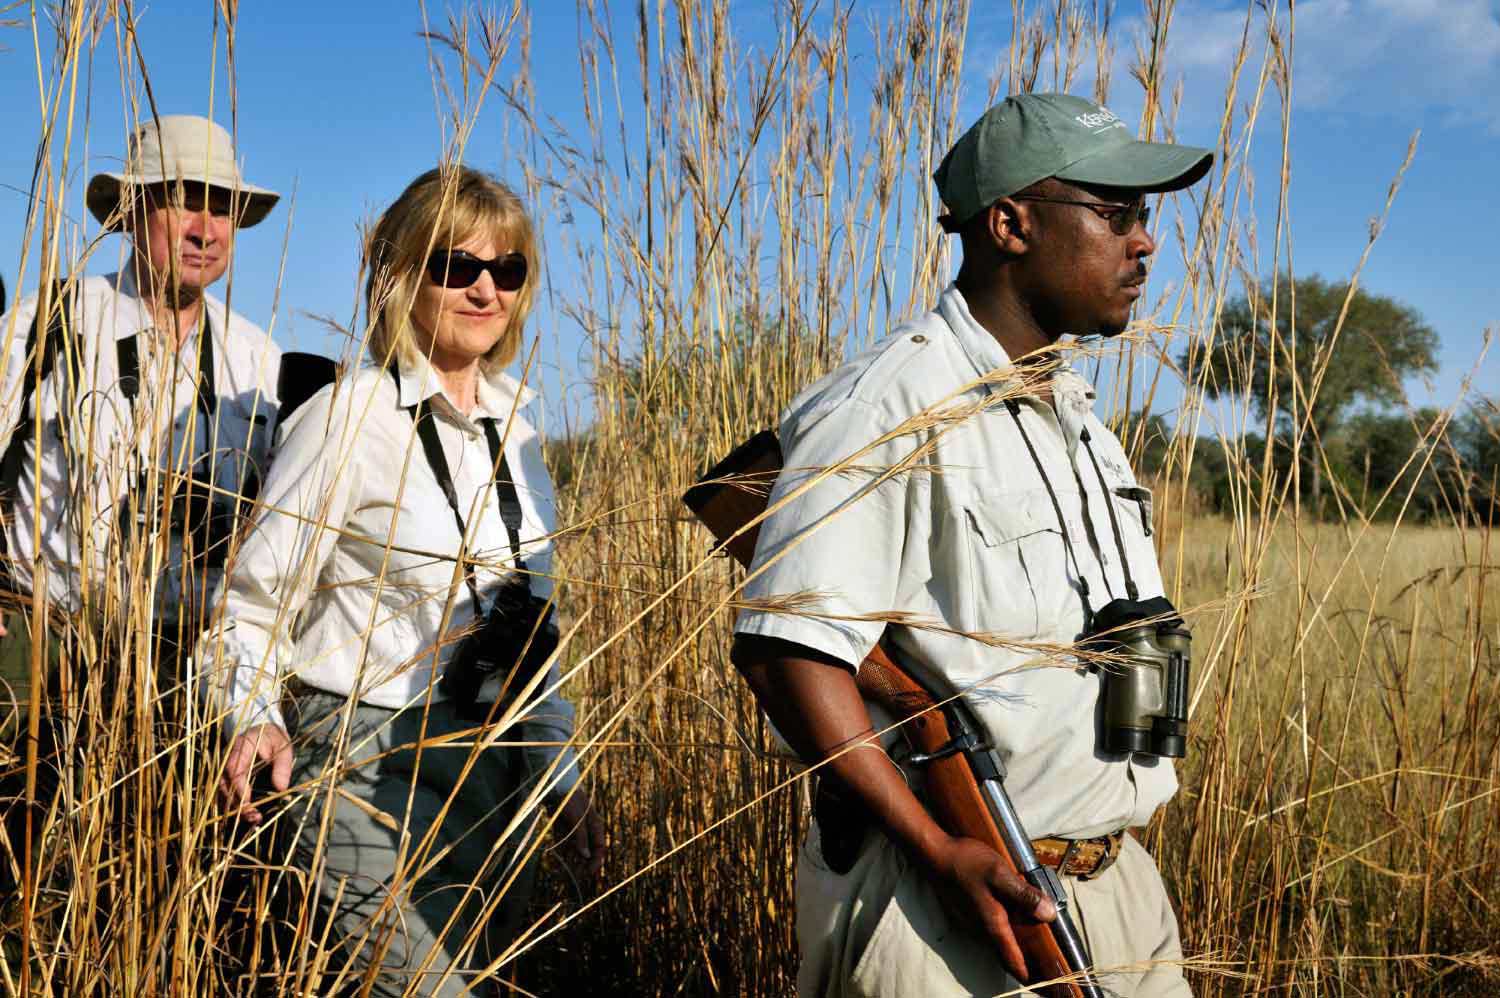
[976, 776, 1106, 998]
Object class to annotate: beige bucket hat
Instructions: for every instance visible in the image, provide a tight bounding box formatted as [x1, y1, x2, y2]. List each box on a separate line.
[86, 114, 280, 230]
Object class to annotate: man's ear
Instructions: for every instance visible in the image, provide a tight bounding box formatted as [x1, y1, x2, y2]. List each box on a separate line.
[983, 199, 1031, 256]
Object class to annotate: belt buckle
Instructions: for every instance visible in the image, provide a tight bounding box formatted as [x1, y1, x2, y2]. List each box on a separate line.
[1058, 837, 1086, 875]
[1075, 831, 1125, 881]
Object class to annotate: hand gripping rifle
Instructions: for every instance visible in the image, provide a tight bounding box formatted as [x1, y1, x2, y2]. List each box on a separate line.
[682, 430, 1104, 998]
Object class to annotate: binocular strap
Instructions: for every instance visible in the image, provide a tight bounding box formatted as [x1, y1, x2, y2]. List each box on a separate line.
[404, 391, 529, 618]
[1001, 400, 1142, 630]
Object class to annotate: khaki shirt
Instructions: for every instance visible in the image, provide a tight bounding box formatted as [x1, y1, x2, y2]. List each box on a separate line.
[0, 271, 280, 618]
[198, 355, 579, 798]
[735, 284, 1174, 840]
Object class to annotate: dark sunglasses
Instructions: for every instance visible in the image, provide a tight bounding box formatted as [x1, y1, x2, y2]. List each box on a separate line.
[425, 249, 528, 291]
[1011, 195, 1151, 236]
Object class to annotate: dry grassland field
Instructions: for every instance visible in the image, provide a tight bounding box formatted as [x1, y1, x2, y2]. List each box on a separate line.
[1, 1, 1497, 996]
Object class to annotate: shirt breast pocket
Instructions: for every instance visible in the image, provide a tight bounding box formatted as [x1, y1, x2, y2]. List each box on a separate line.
[1110, 484, 1154, 540]
[203, 405, 272, 494]
[962, 496, 1068, 640]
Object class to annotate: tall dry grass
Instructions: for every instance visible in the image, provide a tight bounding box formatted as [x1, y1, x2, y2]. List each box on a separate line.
[1, 1, 1496, 996]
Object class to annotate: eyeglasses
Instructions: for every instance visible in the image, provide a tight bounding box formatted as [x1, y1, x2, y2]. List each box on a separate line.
[1010, 195, 1151, 236]
[425, 249, 528, 292]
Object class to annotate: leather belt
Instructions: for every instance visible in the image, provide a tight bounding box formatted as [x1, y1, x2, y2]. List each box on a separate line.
[1031, 830, 1126, 880]
[283, 676, 315, 699]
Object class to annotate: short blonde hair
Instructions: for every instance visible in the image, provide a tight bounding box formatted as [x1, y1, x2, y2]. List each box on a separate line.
[364, 166, 538, 371]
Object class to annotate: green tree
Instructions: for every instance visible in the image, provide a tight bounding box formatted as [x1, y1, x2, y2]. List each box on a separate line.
[1453, 397, 1500, 521]
[1182, 274, 1439, 510]
[1336, 407, 1463, 521]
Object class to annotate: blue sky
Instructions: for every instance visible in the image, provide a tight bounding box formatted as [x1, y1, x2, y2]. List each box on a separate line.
[1, 1, 1495, 437]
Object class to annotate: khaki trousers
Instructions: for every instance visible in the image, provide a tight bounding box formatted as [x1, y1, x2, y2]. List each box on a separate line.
[283, 690, 540, 998]
[796, 823, 1190, 998]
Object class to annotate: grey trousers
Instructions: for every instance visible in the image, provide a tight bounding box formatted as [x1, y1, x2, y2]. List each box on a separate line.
[797, 825, 1191, 998]
[283, 690, 540, 998]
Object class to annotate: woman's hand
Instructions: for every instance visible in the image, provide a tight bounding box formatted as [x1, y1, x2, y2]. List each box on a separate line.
[220, 722, 294, 825]
[555, 789, 606, 878]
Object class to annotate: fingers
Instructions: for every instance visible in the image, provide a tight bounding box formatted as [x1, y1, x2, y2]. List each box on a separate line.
[937, 838, 1066, 983]
[270, 737, 294, 792]
[991, 870, 1056, 922]
[223, 737, 260, 824]
[220, 726, 294, 826]
[555, 793, 605, 879]
[568, 825, 597, 872]
[583, 807, 606, 878]
[982, 864, 1060, 981]
[980, 905, 1029, 983]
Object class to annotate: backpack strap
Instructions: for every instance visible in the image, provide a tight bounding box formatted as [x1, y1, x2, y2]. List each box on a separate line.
[1, 281, 75, 501]
[274, 352, 339, 433]
[116, 333, 140, 401]
[0, 281, 76, 576]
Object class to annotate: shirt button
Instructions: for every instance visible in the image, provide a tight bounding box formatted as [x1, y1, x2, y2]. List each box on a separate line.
[911, 334, 927, 344]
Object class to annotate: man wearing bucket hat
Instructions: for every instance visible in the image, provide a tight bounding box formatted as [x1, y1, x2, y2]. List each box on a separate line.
[0, 112, 281, 653]
[0, 116, 283, 899]
[732, 93, 1211, 996]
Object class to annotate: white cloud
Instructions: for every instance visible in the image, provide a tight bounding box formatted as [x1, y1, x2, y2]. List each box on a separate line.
[1158, 0, 1500, 132]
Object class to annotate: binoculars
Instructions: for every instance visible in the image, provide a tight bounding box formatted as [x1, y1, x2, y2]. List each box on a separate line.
[1081, 596, 1191, 759]
[440, 574, 559, 720]
[120, 468, 245, 571]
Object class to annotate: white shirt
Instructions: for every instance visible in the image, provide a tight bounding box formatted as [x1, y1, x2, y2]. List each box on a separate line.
[198, 355, 579, 797]
[0, 271, 280, 618]
[735, 284, 1174, 840]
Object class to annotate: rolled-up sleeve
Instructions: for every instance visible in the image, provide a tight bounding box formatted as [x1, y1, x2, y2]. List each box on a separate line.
[198, 387, 362, 737]
[734, 397, 915, 670]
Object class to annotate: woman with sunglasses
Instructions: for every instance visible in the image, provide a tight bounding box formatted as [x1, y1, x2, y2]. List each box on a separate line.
[198, 165, 604, 996]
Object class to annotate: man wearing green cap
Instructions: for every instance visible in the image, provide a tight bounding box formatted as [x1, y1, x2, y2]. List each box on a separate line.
[732, 92, 1211, 997]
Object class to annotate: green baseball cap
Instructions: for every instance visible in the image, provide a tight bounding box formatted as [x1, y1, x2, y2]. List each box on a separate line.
[934, 92, 1213, 231]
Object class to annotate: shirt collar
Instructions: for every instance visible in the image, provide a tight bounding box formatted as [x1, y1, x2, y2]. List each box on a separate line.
[107, 269, 220, 347]
[935, 283, 1098, 451]
[936, 283, 1014, 382]
[394, 350, 536, 422]
[1052, 365, 1097, 456]
[106, 270, 152, 339]
[474, 365, 535, 421]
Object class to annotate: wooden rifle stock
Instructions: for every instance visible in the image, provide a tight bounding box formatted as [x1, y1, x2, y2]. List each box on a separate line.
[683, 431, 1099, 998]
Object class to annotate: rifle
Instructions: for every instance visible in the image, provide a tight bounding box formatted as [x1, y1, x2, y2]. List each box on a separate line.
[682, 430, 1104, 998]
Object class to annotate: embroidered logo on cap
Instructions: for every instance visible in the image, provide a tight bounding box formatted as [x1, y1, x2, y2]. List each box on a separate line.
[1074, 108, 1125, 132]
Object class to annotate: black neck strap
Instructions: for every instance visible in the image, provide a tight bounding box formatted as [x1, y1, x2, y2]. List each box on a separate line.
[482, 419, 525, 559]
[116, 310, 219, 420]
[1005, 399, 1095, 629]
[1002, 400, 1142, 620]
[399, 371, 528, 617]
[1079, 427, 1139, 602]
